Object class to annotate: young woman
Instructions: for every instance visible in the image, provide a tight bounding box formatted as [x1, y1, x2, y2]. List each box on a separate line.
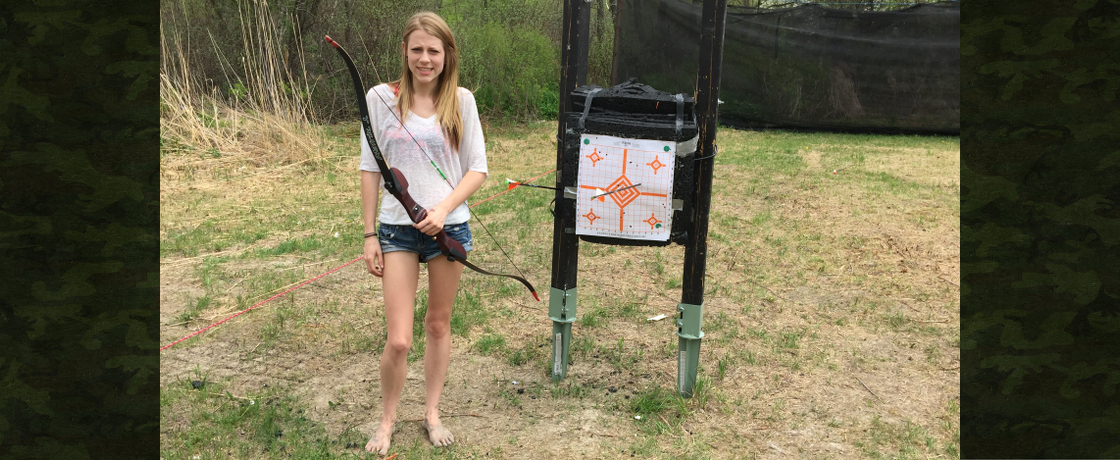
[358, 11, 487, 455]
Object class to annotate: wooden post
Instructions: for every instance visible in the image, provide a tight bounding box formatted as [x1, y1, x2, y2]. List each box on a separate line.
[550, 0, 591, 381]
[677, 0, 727, 397]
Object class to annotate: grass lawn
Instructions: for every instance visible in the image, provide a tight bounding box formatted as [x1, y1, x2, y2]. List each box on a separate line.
[160, 119, 960, 460]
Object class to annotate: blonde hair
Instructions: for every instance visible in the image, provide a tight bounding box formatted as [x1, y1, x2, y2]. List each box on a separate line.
[394, 12, 463, 150]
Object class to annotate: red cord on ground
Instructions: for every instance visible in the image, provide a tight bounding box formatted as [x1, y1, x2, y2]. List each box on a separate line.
[161, 168, 555, 351]
[160, 256, 363, 351]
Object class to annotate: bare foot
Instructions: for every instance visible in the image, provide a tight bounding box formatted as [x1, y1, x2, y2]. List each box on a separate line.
[421, 419, 455, 447]
[365, 421, 393, 455]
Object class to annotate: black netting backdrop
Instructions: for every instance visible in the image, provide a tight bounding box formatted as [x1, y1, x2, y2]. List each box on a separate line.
[614, 0, 960, 133]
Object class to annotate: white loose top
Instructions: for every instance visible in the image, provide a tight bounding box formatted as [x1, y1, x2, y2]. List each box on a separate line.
[359, 84, 488, 226]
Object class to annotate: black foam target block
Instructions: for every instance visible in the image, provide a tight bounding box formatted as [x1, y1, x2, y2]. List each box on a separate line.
[560, 80, 700, 247]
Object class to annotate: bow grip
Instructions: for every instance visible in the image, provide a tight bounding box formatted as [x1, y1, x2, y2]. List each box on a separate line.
[435, 231, 468, 261]
[388, 168, 468, 261]
[389, 168, 428, 222]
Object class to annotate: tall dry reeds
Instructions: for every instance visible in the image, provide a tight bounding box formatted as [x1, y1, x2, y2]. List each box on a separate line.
[160, 0, 330, 168]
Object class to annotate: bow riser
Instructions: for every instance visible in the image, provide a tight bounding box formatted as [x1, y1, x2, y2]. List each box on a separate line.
[390, 167, 469, 260]
[388, 167, 425, 221]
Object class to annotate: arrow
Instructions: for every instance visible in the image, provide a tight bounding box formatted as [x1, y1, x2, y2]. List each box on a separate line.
[506, 178, 560, 191]
[591, 183, 642, 200]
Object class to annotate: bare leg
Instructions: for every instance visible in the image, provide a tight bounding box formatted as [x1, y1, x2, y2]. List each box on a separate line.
[366, 251, 420, 455]
[421, 256, 465, 447]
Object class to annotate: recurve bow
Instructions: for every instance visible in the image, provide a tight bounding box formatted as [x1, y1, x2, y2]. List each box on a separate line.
[325, 35, 539, 301]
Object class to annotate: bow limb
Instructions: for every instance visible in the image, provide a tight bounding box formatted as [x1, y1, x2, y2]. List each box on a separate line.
[325, 35, 403, 196]
[454, 257, 540, 302]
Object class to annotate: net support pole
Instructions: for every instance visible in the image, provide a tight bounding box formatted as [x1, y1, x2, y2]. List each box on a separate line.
[678, 0, 727, 398]
[550, 0, 590, 382]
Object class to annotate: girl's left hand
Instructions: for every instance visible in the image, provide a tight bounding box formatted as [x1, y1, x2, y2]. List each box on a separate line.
[415, 207, 448, 235]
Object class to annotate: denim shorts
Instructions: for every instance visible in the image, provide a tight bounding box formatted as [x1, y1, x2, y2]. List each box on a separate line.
[378, 222, 472, 262]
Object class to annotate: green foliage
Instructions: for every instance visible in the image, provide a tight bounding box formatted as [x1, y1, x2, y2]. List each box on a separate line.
[163, 0, 596, 122]
[458, 22, 559, 120]
[228, 81, 247, 101]
[631, 386, 673, 415]
[473, 333, 507, 355]
[256, 237, 323, 256]
[160, 378, 363, 459]
[507, 339, 545, 367]
[176, 295, 212, 323]
[538, 83, 560, 119]
[451, 288, 490, 337]
[579, 304, 608, 328]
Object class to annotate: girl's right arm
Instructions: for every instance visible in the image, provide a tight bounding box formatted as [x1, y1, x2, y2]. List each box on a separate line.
[361, 170, 384, 277]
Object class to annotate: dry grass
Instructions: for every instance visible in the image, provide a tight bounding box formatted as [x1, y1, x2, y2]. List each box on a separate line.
[160, 0, 332, 172]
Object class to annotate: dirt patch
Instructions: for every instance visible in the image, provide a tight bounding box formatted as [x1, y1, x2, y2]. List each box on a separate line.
[804, 148, 822, 170]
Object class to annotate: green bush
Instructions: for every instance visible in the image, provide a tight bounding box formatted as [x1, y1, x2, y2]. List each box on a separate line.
[538, 83, 560, 119]
[162, 0, 618, 122]
[458, 22, 559, 120]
